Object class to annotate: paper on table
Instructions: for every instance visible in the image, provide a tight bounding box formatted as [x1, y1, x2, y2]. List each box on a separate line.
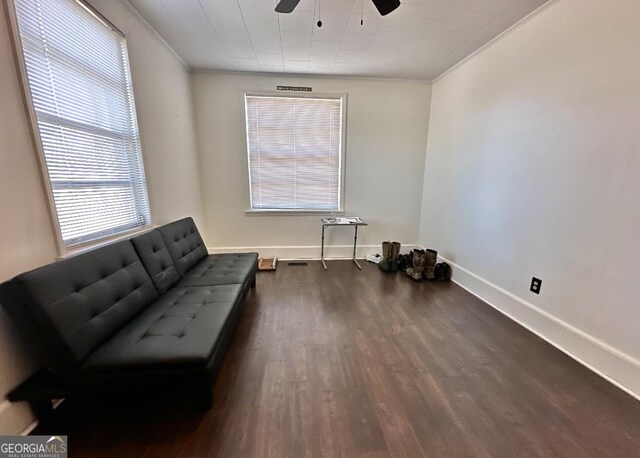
[336, 217, 363, 224]
[323, 217, 363, 224]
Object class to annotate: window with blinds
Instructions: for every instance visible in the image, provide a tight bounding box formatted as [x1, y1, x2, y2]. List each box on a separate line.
[13, 0, 151, 248]
[244, 95, 344, 211]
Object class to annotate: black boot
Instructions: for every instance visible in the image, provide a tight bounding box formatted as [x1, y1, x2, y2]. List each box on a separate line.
[397, 253, 412, 271]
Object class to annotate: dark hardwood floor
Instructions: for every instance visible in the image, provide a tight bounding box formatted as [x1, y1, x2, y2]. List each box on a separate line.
[35, 261, 640, 457]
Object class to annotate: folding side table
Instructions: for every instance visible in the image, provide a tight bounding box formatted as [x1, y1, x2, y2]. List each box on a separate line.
[320, 218, 367, 270]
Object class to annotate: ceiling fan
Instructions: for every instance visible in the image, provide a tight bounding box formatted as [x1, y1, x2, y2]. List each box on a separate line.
[275, 0, 401, 17]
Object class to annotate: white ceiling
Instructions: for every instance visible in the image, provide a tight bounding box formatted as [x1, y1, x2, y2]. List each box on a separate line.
[129, 0, 549, 80]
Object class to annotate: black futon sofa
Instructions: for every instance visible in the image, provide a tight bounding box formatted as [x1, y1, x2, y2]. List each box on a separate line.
[0, 217, 257, 417]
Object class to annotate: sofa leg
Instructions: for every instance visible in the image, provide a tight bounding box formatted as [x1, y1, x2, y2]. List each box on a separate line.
[198, 381, 214, 411]
[251, 276, 256, 289]
[200, 390, 213, 411]
[31, 399, 55, 425]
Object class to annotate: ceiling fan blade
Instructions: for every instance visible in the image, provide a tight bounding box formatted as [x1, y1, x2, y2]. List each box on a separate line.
[275, 0, 302, 14]
[371, 0, 401, 16]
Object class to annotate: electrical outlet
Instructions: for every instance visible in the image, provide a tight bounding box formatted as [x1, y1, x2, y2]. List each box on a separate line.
[530, 277, 542, 294]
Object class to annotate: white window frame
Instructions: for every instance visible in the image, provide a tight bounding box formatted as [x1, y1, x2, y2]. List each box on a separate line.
[244, 92, 347, 215]
[6, 0, 153, 257]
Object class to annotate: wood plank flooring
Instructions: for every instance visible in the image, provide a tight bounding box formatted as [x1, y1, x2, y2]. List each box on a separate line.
[35, 261, 640, 457]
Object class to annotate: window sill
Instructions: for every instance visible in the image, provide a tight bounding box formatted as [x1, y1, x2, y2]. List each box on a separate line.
[245, 209, 345, 217]
[57, 224, 157, 260]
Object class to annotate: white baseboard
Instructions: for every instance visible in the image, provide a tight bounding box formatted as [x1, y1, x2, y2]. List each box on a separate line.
[0, 397, 62, 436]
[16, 399, 63, 436]
[19, 418, 38, 436]
[208, 244, 416, 260]
[0, 399, 36, 436]
[438, 256, 640, 400]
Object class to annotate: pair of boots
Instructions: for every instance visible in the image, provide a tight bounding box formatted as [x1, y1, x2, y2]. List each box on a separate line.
[406, 249, 438, 281]
[379, 241, 401, 272]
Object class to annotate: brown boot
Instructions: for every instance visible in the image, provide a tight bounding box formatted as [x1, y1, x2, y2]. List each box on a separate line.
[423, 249, 438, 280]
[406, 250, 417, 277]
[379, 241, 391, 272]
[406, 249, 425, 281]
[390, 242, 401, 272]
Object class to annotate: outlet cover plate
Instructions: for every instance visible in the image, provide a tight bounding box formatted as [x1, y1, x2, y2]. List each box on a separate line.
[530, 277, 542, 294]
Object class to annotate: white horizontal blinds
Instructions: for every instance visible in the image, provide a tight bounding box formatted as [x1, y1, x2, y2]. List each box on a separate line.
[14, 0, 151, 246]
[246, 95, 342, 210]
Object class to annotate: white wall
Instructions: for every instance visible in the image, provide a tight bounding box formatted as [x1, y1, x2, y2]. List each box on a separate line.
[419, 0, 640, 396]
[87, 0, 205, 229]
[0, 0, 203, 434]
[0, 0, 57, 435]
[191, 72, 431, 259]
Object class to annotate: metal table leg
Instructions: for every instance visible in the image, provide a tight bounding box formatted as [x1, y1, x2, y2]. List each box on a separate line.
[352, 225, 362, 270]
[321, 224, 327, 270]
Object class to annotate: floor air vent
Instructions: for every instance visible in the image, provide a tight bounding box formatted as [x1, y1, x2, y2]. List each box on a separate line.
[287, 261, 308, 266]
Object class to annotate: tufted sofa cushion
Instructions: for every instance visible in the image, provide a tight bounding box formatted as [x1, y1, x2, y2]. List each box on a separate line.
[76, 284, 244, 375]
[131, 230, 179, 294]
[0, 241, 157, 372]
[178, 253, 258, 288]
[158, 218, 208, 276]
[0, 216, 258, 409]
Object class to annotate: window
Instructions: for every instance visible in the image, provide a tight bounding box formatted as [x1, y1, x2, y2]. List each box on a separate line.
[244, 94, 344, 211]
[12, 0, 151, 250]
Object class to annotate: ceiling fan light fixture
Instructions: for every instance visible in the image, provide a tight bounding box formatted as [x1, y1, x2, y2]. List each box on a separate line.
[275, 0, 400, 17]
[275, 0, 301, 14]
[371, 0, 401, 16]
